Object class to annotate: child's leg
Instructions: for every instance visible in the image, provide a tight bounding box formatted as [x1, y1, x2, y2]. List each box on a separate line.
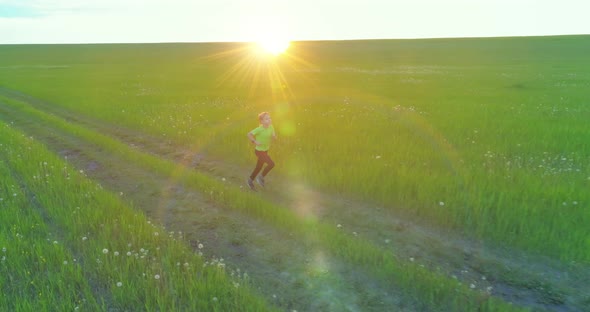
[249, 151, 265, 180]
[260, 153, 275, 177]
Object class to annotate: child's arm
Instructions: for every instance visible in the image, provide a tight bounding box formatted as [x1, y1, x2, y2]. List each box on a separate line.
[247, 132, 259, 145]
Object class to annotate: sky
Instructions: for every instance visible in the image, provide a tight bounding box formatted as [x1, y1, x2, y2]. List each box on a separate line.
[0, 0, 589, 44]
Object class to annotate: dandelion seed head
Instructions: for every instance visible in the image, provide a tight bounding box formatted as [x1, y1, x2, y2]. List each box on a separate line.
[337, 224, 342, 228]
[2, 247, 6, 253]
[198, 243, 203, 249]
[114, 251, 119, 256]
[439, 201, 445, 206]
[117, 282, 123, 287]
[154, 274, 160, 280]
[127, 251, 132, 256]
[82, 237, 87, 241]
[63, 261, 68, 265]
[102, 248, 109, 254]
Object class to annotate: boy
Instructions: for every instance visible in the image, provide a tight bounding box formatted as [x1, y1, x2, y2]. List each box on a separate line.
[247, 112, 276, 191]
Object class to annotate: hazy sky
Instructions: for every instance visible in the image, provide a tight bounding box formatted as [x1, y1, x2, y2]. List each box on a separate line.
[0, 0, 588, 44]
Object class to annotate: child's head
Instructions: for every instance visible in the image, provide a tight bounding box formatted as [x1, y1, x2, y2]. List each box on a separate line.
[258, 112, 270, 123]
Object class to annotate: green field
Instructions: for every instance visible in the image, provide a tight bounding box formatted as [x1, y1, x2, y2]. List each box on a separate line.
[1, 36, 589, 311]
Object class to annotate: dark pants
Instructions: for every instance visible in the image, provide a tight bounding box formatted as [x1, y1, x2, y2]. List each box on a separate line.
[249, 150, 275, 180]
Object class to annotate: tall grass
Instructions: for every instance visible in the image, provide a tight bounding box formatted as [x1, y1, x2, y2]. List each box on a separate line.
[0, 36, 589, 263]
[0, 122, 275, 311]
[0, 90, 527, 311]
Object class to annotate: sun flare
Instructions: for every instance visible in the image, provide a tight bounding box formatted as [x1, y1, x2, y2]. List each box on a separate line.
[256, 39, 290, 55]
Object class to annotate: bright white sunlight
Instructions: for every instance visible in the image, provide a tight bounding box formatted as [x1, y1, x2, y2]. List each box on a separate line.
[255, 38, 291, 55]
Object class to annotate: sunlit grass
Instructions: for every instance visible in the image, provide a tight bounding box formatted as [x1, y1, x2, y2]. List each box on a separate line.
[0, 123, 275, 311]
[1, 90, 526, 311]
[0, 36, 588, 263]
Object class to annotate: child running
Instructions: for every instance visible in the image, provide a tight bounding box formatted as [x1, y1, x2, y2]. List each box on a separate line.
[247, 112, 276, 191]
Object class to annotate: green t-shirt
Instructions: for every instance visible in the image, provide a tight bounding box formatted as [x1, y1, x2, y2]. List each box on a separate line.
[250, 125, 274, 151]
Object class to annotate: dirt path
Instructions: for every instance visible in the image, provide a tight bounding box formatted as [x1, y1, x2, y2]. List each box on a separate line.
[1, 87, 588, 311]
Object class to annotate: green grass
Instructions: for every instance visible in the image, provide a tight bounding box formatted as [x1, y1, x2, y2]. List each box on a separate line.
[0, 123, 275, 311]
[0, 88, 529, 311]
[1, 36, 588, 263]
[0, 36, 588, 310]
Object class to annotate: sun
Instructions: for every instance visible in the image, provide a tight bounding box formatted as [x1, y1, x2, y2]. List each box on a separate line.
[256, 39, 290, 55]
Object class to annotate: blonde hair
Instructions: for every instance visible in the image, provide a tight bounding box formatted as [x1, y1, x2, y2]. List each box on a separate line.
[258, 112, 270, 122]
